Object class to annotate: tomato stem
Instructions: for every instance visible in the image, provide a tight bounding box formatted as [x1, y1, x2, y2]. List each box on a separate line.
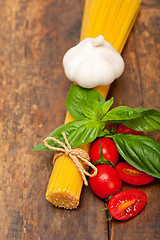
[93, 143, 115, 168]
[103, 197, 113, 221]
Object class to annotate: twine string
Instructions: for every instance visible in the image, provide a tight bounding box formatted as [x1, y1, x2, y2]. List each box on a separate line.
[43, 132, 97, 186]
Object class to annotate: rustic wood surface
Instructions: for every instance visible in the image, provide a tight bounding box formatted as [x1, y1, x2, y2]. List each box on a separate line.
[0, 0, 159, 239]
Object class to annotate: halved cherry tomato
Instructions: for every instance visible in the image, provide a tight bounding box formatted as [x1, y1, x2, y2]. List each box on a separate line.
[116, 162, 154, 185]
[89, 138, 119, 165]
[89, 165, 122, 199]
[108, 189, 147, 220]
[116, 124, 142, 135]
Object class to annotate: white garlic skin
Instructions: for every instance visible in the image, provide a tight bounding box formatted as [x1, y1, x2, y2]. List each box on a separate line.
[62, 35, 125, 88]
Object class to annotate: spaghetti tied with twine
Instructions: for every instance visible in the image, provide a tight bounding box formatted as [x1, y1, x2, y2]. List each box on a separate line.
[44, 132, 97, 186]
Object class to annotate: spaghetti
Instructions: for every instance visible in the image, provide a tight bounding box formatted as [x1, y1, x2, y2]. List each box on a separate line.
[45, 0, 141, 209]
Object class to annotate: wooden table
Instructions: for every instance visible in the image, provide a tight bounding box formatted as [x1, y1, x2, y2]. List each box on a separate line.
[0, 0, 160, 239]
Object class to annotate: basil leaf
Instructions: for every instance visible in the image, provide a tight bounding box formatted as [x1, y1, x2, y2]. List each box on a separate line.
[66, 84, 105, 119]
[80, 99, 102, 120]
[32, 119, 99, 151]
[101, 97, 114, 117]
[103, 106, 140, 122]
[134, 108, 150, 113]
[113, 134, 160, 178]
[121, 109, 160, 132]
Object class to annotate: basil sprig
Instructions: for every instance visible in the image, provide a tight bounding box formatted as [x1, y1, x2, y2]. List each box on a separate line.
[32, 84, 160, 178]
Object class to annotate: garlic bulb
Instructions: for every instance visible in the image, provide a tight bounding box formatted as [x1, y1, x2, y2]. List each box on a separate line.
[62, 35, 124, 88]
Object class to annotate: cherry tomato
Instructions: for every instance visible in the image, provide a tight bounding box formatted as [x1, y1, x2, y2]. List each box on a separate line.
[89, 138, 119, 165]
[116, 124, 142, 135]
[108, 189, 147, 220]
[116, 162, 154, 185]
[89, 165, 122, 199]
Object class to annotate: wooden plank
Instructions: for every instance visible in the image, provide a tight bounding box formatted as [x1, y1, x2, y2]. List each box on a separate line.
[0, 0, 107, 239]
[0, 0, 159, 240]
[108, 1, 160, 239]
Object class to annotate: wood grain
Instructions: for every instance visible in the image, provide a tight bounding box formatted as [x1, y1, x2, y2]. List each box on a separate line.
[0, 0, 159, 240]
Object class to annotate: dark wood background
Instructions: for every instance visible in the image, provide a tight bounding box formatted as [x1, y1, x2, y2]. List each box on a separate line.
[0, 0, 159, 239]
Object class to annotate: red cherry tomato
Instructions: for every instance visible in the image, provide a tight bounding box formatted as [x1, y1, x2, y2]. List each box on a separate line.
[116, 162, 154, 185]
[116, 124, 142, 135]
[89, 165, 122, 199]
[89, 138, 119, 165]
[108, 189, 147, 220]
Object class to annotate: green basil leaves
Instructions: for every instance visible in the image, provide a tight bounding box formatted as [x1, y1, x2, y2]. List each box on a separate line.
[32, 84, 160, 178]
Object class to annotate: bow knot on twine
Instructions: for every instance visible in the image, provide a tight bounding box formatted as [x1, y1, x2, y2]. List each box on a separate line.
[44, 132, 97, 186]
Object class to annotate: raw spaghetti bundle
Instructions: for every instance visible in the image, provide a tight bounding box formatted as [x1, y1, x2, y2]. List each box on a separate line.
[45, 0, 141, 209]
